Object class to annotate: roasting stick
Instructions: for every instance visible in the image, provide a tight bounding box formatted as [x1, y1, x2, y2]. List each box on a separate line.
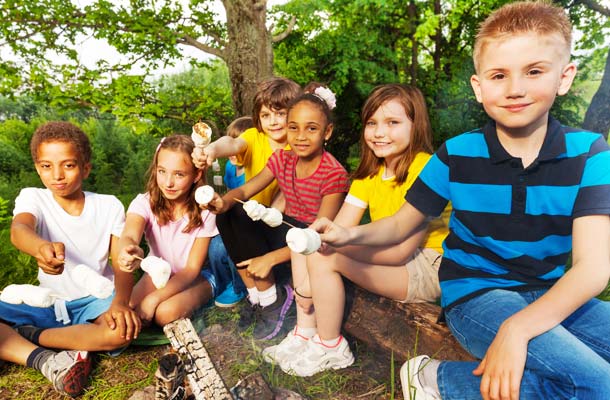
[233, 198, 298, 229]
[133, 255, 144, 261]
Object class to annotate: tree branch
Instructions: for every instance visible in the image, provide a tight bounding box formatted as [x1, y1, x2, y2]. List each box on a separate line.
[178, 34, 225, 59]
[578, 0, 610, 16]
[271, 15, 296, 42]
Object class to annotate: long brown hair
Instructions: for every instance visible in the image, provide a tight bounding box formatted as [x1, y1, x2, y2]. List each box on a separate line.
[353, 84, 433, 184]
[145, 135, 204, 233]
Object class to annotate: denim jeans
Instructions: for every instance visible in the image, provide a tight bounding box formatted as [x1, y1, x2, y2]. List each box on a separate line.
[439, 289, 610, 399]
[206, 234, 246, 295]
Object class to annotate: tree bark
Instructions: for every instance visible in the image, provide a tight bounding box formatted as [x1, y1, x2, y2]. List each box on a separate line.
[223, 0, 274, 117]
[582, 47, 610, 139]
[343, 283, 475, 362]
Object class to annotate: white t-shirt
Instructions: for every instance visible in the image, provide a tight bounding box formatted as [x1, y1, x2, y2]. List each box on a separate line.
[127, 193, 219, 274]
[13, 188, 125, 300]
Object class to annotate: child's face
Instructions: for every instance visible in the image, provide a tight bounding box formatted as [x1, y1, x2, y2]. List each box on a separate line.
[470, 32, 576, 136]
[364, 99, 413, 164]
[286, 101, 332, 162]
[34, 141, 90, 201]
[259, 105, 288, 144]
[156, 149, 201, 204]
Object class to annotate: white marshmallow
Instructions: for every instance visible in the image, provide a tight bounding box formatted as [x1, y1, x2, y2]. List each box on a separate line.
[286, 228, 321, 255]
[140, 256, 171, 289]
[195, 185, 215, 205]
[243, 200, 266, 221]
[261, 207, 283, 228]
[69, 264, 114, 299]
[191, 122, 212, 147]
[0, 284, 57, 308]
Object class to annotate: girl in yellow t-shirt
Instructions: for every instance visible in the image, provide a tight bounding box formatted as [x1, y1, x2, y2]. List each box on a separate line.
[263, 84, 451, 377]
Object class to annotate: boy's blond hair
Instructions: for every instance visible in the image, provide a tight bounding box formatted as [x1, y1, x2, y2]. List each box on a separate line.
[473, 1, 572, 72]
[226, 116, 254, 139]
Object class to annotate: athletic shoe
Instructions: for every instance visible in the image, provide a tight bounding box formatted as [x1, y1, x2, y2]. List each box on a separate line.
[238, 300, 260, 331]
[215, 282, 245, 308]
[155, 352, 186, 400]
[40, 350, 92, 398]
[262, 326, 309, 366]
[284, 334, 354, 377]
[400, 355, 441, 400]
[252, 284, 294, 340]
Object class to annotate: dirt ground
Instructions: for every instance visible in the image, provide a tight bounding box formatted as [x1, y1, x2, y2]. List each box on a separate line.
[0, 306, 405, 400]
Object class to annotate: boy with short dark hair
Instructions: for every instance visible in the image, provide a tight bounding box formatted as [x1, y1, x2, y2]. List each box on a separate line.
[312, 2, 610, 399]
[0, 121, 140, 396]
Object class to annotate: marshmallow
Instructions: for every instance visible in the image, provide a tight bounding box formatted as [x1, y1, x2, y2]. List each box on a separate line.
[243, 200, 266, 221]
[286, 228, 321, 255]
[140, 256, 171, 289]
[195, 185, 215, 205]
[69, 264, 114, 299]
[191, 122, 212, 147]
[261, 207, 283, 228]
[0, 284, 57, 308]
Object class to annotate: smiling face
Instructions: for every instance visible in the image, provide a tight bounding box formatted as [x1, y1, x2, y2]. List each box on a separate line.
[259, 104, 288, 146]
[286, 100, 332, 162]
[470, 32, 576, 138]
[155, 148, 201, 204]
[363, 98, 413, 173]
[35, 140, 90, 201]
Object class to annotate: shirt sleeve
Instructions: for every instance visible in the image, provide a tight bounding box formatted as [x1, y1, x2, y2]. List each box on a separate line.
[126, 193, 151, 221]
[108, 196, 126, 238]
[265, 149, 282, 178]
[573, 136, 610, 218]
[196, 211, 220, 238]
[13, 188, 42, 220]
[406, 144, 451, 217]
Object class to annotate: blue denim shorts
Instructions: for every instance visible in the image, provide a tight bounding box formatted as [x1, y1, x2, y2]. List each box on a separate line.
[0, 293, 114, 328]
[201, 268, 217, 298]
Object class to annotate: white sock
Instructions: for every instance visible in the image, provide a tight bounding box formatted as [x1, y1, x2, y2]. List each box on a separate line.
[294, 325, 316, 339]
[246, 287, 259, 305]
[420, 358, 441, 394]
[258, 285, 277, 307]
[318, 335, 342, 348]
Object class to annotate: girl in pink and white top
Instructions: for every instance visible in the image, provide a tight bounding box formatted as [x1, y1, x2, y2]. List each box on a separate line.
[117, 135, 218, 327]
[205, 83, 350, 341]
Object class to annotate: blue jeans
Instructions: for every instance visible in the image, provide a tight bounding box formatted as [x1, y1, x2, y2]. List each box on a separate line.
[439, 289, 610, 399]
[207, 235, 246, 295]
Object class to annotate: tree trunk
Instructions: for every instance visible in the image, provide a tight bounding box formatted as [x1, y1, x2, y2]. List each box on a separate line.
[343, 283, 474, 362]
[583, 47, 610, 139]
[223, 0, 274, 117]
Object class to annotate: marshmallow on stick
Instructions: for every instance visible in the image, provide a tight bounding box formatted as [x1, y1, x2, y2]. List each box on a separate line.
[195, 185, 215, 205]
[261, 207, 283, 227]
[286, 228, 321, 255]
[0, 284, 58, 308]
[69, 264, 114, 299]
[242, 199, 284, 227]
[140, 256, 171, 289]
[192, 122, 212, 147]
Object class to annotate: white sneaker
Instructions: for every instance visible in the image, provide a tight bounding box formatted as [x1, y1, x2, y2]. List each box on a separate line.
[262, 327, 309, 366]
[400, 355, 441, 400]
[284, 334, 354, 377]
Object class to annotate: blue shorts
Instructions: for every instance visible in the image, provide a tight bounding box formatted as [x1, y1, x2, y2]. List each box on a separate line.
[201, 268, 217, 298]
[0, 293, 114, 328]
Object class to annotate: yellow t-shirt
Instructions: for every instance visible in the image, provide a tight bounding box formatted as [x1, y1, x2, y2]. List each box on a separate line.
[345, 152, 451, 253]
[236, 127, 290, 206]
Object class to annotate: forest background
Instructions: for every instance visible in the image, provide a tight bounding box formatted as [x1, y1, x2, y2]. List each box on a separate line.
[0, 0, 608, 294]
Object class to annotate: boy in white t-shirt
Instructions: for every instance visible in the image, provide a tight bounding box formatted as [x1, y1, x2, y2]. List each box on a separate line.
[0, 121, 140, 397]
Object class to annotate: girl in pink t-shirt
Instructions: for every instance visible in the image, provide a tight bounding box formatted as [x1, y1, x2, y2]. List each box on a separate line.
[117, 135, 218, 326]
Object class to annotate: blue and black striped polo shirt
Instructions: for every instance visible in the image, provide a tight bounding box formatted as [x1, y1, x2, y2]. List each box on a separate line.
[406, 117, 610, 311]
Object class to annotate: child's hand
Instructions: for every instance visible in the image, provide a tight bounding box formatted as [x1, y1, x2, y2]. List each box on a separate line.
[117, 245, 144, 273]
[104, 301, 141, 340]
[191, 146, 207, 169]
[310, 217, 350, 248]
[36, 242, 65, 275]
[202, 194, 228, 214]
[237, 255, 274, 279]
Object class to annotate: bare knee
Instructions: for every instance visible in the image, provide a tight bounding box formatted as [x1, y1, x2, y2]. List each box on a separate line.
[154, 302, 191, 327]
[97, 323, 132, 351]
[307, 252, 337, 276]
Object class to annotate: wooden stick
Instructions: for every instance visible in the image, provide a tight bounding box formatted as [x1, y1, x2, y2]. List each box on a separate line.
[133, 255, 144, 261]
[234, 198, 298, 229]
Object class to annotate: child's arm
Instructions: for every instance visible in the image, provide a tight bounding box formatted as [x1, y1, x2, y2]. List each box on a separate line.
[474, 214, 610, 400]
[10, 213, 65, 275]
[116, 213, 147, 272]
[136, 237, 210, 322]
[103, 233, 141, 340]
[192, 136, 247, 169]
[311, 200, 428, 248]
[206, 167, 275, 214]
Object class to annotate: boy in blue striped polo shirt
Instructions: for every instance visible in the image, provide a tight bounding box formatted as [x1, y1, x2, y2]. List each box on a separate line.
[311, 2, 610, 399]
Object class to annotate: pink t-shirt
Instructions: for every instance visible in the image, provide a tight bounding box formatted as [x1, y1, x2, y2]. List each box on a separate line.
[266, 150, 350, 224]
[127, 193, 219, 273]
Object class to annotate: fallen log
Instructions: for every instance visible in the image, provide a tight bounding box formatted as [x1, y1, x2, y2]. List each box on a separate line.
[342, 282, 475, 362]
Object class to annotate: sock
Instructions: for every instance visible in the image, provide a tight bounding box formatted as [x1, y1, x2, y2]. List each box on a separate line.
[26, 347, 54, 371]
[246, 287, 259, 305]
[258, 285, 277, 308]
[294, 325, 316, 339]
[318, 335, 342, 348]
[16, 325, 46, 346]
[419, 358, 441, 394]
